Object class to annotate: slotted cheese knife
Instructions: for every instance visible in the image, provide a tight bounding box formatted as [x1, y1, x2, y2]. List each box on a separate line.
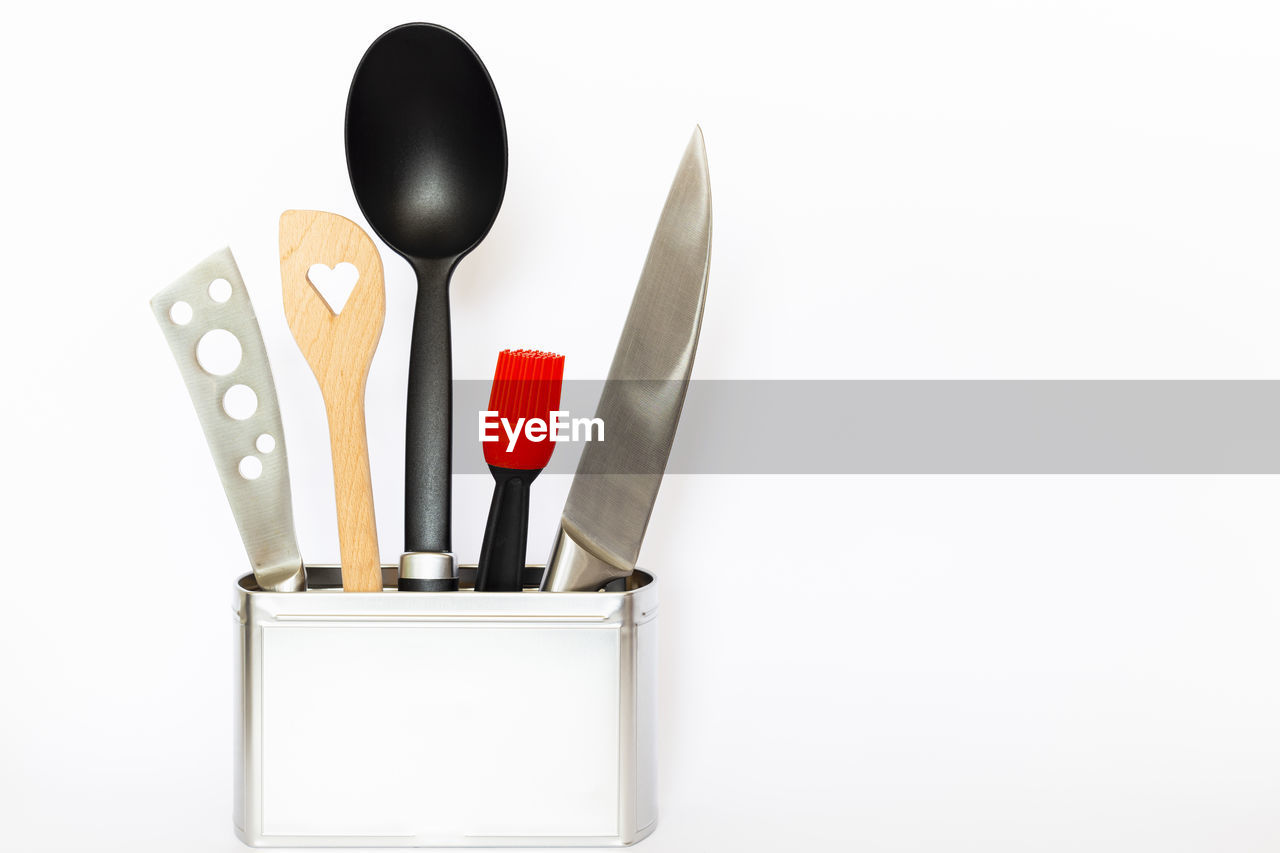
[150, 248, 306, 592]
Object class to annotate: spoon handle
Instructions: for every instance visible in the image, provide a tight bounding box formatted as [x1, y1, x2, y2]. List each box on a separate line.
[404, 259, 454, 556]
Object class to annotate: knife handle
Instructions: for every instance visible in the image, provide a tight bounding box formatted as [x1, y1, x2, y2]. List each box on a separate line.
[541, 525, 632, 592]
[475, 465, 540, 592]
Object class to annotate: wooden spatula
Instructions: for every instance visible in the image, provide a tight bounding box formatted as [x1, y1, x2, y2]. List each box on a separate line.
[280, 209, 385, 592]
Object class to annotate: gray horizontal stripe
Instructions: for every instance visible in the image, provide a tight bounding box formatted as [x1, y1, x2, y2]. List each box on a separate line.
[444, 380, 1280, 475]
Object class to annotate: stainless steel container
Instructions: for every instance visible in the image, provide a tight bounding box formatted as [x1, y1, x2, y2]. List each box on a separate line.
[234, 566, 658, 847]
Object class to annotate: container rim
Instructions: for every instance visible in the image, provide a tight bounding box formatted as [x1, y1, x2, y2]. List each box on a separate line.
[237, 565, 655, 595]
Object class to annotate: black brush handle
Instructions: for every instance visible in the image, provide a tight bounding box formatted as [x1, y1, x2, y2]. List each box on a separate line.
[405, 259, 455, 554]
[475, 465, 540, 592]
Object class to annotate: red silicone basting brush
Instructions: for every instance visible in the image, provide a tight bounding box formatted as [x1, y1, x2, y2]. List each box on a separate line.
[475, 349, 566, 591]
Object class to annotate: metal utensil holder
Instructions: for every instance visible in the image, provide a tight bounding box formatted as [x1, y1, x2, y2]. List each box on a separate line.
[234, 566, 658, 847]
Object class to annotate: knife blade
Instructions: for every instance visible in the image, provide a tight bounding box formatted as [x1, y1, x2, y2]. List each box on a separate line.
[541, 127, 712, 592]
[151, 248, 306, 592]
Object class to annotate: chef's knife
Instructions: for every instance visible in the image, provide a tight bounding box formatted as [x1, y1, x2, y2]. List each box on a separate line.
[541, 127, 712, 592]
[151, 248, 307, 592]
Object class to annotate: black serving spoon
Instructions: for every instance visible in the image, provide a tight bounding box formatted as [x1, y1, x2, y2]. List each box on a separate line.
[346, 23, 508, 590]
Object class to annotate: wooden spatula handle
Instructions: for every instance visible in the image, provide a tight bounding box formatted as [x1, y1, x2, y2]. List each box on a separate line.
[323, 391, 381, 592]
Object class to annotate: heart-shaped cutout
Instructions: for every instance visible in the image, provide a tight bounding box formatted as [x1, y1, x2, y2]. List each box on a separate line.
[306, 262, 360, 315]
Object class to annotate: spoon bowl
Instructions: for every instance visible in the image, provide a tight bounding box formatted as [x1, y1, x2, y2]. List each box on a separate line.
[346, 23, 508, 587]
[346, 24, 506, 260]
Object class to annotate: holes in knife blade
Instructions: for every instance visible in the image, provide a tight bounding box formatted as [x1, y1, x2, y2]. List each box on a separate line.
[169, 301, 192, 325]
[255, 433, 275, 454]
[222, 384, 257, 420]
[208, 278, 232, 303]
[238, 456, 262, 480]
[195, 329, 241, 375]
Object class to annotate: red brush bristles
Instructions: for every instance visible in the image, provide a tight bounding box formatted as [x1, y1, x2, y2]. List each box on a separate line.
[484, 348, 566, 470]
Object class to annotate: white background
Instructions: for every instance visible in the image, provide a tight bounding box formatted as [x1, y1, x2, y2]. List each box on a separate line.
[3, 1, 1280, 850]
